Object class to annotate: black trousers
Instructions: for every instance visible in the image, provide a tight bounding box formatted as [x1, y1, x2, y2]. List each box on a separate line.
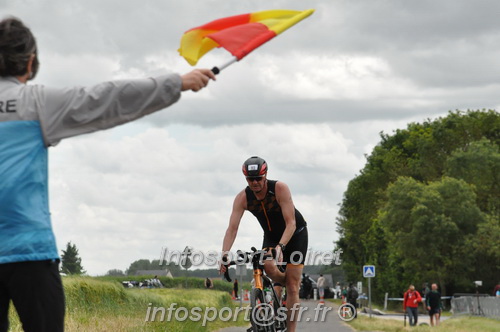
[0, 260, 65, 332]
[348, 300, 358, 318]
[406, 307, 418, 326]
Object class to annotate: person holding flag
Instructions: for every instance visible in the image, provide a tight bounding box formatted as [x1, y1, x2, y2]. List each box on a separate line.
[0, 16, 215, 332]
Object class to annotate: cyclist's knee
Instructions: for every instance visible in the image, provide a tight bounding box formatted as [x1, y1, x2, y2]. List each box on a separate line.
[286, 280, 300, 294]
[287, 286, 300, 298]
[285, 274, 301, 291]
[267, 270, 285, 283]
[263, 259, 277, 272]
[264, 261, 282, 274]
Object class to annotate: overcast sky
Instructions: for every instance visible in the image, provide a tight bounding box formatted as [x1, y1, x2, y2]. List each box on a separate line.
[3, 0, 499, 275]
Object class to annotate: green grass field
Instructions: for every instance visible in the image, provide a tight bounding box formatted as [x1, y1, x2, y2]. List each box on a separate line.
[7, 277, 249, 332]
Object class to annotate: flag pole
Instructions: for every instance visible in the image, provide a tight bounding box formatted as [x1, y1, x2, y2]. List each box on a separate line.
[211, 56, 238, 75]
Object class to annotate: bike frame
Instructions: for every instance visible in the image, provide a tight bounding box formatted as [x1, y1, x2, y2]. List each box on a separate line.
[223, 247, 287, 331]
[251, 253, 283, 305]
[224, 247, 279, 288]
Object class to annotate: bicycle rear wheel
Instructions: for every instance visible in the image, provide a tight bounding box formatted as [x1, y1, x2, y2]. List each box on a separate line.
[250, 288, 276, 332]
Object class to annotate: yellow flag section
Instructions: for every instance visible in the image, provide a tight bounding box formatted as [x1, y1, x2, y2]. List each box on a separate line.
[178, 9, 315, 66]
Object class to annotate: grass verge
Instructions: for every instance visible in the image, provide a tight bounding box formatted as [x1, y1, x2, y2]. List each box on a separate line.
[8, 276, 249, 332]
[347, 315, 500, 332]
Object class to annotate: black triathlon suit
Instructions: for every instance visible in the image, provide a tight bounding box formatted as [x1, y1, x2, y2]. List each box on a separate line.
[245, 180, 308, 266]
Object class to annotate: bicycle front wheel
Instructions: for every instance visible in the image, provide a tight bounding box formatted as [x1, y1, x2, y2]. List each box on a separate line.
[250, 288, 276, 332]
[272, 289, 287, 332]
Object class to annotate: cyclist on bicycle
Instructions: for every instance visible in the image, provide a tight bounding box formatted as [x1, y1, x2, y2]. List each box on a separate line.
[219, 156, 308, 332]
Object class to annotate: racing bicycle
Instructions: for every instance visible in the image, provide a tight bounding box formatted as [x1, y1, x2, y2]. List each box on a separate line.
[223, 247, 287, 332]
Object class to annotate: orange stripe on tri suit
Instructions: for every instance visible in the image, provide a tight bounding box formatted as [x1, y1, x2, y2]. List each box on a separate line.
[245, 180, 307, 242]
[261, 201, 272, 231]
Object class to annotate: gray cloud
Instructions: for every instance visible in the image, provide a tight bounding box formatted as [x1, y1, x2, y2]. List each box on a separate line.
[3, 0, 498, 274]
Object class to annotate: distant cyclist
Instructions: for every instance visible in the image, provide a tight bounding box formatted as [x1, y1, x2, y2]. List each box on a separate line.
[219, 156, 308, 332]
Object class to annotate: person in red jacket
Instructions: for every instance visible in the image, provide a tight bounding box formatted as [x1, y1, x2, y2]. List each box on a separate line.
[403, 284, 422, 326]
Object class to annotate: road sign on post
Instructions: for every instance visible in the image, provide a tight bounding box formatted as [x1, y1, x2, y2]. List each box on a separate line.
[363, 265, 375, 278]
[363, 265, 375, 318]
[235, 264, 247, 307]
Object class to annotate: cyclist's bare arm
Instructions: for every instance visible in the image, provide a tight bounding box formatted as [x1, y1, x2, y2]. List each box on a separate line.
[219, 190, 247, 274]
[275, 182, 297, 260]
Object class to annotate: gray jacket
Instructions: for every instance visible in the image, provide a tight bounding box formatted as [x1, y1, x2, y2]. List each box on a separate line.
[0, 73, 181, 264]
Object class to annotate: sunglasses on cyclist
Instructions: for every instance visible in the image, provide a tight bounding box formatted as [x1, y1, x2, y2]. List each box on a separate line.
[246, 176, 264, 182]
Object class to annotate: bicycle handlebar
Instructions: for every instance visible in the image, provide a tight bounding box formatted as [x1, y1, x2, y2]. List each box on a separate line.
[221, 247, 277, 282]
[222, 256, 234, 282]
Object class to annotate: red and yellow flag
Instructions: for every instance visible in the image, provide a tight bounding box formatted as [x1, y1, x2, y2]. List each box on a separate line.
[178, 9, 315, 66]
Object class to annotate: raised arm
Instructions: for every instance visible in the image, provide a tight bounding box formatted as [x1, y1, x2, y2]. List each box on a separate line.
[35, 69, 215, 146]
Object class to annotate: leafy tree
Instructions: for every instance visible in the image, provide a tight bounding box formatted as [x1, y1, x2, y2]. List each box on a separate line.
[155, 259, 182, 275]
[60, 242, 85, 275]
[445, 138, 500, 213]
[125, 259, 153, 275]
[105, 269, 125, 276]
[336, 110, 499, 299]
[125, 258, 182, 276]
[380, 177, 484, 295]
[468, 214, 500, 294]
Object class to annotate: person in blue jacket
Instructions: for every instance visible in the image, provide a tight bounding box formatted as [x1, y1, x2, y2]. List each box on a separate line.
[0, 16, 215, 332]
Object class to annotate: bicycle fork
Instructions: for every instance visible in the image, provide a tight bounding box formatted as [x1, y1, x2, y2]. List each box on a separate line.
[254, 268, 264, 290]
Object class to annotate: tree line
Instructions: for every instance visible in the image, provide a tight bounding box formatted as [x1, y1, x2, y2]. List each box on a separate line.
[336, 110, 499, 300]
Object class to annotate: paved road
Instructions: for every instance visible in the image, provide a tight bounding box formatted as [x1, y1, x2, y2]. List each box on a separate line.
[217, 300, 354, 332]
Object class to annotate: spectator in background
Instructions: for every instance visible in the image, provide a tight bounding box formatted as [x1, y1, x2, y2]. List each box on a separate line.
[421, 282, 430, 299]
[341, 286, 348, 303]
[493, 282, 500, 297]
[317, 274, 326, 301]
[151, 275, 163, 288]
[233, 278, 239, 299]
[346, 283, 359, 318]
[403, 284, 422, 326]
[421, 282, 430, 312]
[335, 282, 341, 299]
[426, 283, 442, 326]
[301, 274, 312, 299]
[205, 278, 213, 289]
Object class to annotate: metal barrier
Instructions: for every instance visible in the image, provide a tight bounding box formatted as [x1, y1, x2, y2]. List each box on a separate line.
[383, 293, 452, 310]
[380, 292, 500, 319]
[451, 296, 500, 319]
